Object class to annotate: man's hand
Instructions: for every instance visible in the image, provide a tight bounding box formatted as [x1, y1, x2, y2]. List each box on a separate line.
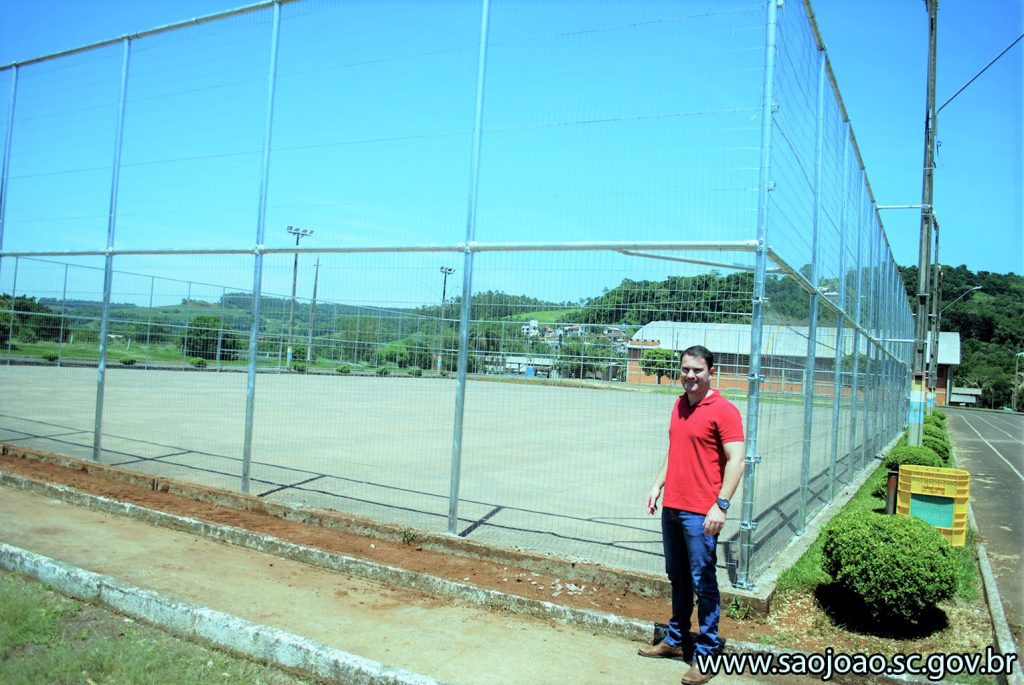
[704, 504, 726, 536]
[646, 485, 662, 515]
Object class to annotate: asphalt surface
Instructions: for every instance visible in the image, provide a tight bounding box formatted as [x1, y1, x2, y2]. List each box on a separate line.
[943, 406, 1023, 640]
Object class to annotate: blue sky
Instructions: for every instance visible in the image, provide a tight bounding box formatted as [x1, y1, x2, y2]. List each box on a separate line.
[0, 0, 1020, 313]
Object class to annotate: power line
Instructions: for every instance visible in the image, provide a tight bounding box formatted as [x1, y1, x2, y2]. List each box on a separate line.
[937, 33, 1023, 114]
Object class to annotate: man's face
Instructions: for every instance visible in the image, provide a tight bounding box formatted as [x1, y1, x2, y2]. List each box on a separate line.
[679, 354, 713, 395]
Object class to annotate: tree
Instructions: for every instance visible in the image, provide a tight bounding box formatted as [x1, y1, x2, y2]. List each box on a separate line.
[557, 341, 600, 379]
[181, 315, 243, 360]
[378, 341, 410, 367]
[0, 295, 68, 343]
[640, 348, 679, 385]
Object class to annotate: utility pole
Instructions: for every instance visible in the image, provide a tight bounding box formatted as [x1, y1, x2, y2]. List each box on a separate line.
[437, 266, 455, 372]
[910, 0, 938, 446]
[927, 222, 941, 410]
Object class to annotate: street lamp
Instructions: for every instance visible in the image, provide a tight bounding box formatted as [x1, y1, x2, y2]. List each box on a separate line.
[940, 285, 981, 315]
[286, 226, 313, 369]
[437, 266, 455, 372]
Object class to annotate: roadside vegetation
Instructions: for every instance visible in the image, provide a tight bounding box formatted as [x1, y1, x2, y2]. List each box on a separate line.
[753, 411, 995, 682]
[0, 572, 313, 685]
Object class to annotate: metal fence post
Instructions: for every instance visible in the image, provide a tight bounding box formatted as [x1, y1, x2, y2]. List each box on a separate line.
[736, 0, 780, 589]
[0, 65, 16, 281]
[93, 37, 132, 463]
[5, 256, 17, 358]
[448, 0, 491, 535]
[798, 46, 827, 533]
[58, 263, 69, 366]
[828, 131, 851, 500]
[848, 185, 866, 479]
[242, 0, 282, 493]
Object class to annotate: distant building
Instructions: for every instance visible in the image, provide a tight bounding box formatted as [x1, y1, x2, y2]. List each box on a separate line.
[626, 321, 961, 405]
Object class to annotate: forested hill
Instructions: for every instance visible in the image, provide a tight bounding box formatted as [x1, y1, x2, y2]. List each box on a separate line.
[898, 265, 1023, 408]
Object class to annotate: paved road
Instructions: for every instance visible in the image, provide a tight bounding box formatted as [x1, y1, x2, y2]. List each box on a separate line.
[944, 407, 1023, 642]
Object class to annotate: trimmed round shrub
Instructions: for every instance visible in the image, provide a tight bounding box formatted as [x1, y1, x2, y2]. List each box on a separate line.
[42, 353, 58, 362]
[408, 367, 423, 377]
[931, 409, 947, 423]
[923, 414, 945, 429]
[822, 511, 957, 624]
[376, 366, 390, 376]
[883, 445, 942, 471]
[119, 358, 136, 366]
[191, 358, 207, 368]
[922, 435, 951, 464]
[335, 365, 352, 374]
[923, 423, 948, 442]
[291, 362, 306, 373]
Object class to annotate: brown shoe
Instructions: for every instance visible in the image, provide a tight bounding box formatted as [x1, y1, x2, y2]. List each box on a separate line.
[637, 641, 688, 660]
[680, 664, 714, 684]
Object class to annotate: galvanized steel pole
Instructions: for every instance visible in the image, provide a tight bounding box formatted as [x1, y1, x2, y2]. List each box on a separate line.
[798, 47, 827, 533]
[829, 131, 851, 501]
[736, 0, 780, 590]
[242, 0, 282, 493]
[448, 0, 491, 535]
[93, 38, 132, 463]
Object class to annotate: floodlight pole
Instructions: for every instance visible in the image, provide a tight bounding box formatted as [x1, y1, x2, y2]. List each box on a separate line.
[437, 266, 455, 372]
[306, 259, 320, 364]
[285, 225, 312, 369]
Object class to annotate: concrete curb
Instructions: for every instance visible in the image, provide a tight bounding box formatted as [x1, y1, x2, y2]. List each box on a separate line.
[0, 472, 652, 643]
[0, 542, 445, 685]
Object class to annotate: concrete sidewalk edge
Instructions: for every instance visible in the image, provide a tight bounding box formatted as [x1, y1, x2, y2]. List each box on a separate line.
[0, 541, 446, 685]
[0, 471, 653, 642]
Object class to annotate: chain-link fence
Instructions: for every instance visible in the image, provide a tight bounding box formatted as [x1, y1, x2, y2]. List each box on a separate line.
[0, 0, 912, 586]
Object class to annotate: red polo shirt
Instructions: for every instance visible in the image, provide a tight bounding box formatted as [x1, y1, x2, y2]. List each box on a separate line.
[662, 389, 745, 515]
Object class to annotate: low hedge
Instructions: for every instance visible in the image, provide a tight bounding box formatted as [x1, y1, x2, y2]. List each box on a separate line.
[922, 435, 951, 464]
[883, 445, 943, 471]
[822, 511, 957, 624]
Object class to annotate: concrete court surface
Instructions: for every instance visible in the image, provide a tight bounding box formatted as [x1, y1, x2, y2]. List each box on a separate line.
[1, 364, 869, 580]
[0, 485, 799, 685]
[945, 406, 1024, 640]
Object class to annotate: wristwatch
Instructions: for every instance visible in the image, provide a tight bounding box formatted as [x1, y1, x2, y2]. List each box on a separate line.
[716, 497, 731, 512]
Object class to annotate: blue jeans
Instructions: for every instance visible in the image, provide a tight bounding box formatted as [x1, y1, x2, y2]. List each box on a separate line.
[660, 507, 721, 657]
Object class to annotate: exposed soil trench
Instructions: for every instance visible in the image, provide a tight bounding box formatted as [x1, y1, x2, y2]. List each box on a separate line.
[0, 447, 746, 632]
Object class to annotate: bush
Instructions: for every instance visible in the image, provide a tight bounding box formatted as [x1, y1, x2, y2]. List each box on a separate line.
[883, 445, 942, 471]
[335, 365, 351, 375]
[408, 367, 423, 377]
[923, 423, 948, 442]
[870, 476, 889, 500]
[42, 353, 58, 363]
[291, 362, 306, 373]
[119, 358, 136, 366]
[376, 367, 390, 376]
[822, 511, 957, 624]
[923, 435, 951, 465]
[924, 414, 945, 429]
[191, 358, 207, 369]
[931, 409, 947, 423]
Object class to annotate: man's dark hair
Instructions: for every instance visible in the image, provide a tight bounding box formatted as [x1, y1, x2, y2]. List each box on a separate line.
[680, 345, 714, 370]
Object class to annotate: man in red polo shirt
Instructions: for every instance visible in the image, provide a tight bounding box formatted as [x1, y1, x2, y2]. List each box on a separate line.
[638, 345, 745, 685]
